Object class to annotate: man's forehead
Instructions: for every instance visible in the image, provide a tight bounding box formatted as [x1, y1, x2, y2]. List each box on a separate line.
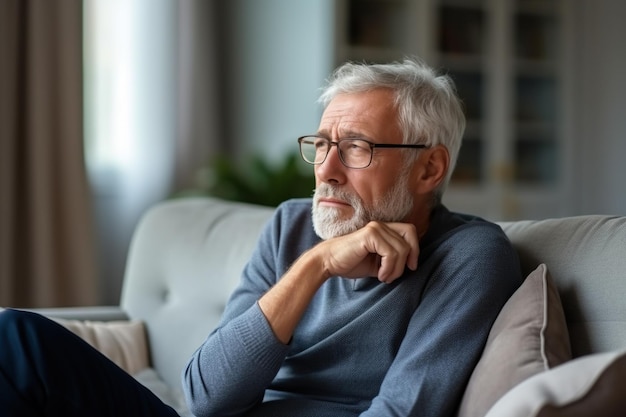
[315, 128, 368, 139]
[317, 90, 399, 140]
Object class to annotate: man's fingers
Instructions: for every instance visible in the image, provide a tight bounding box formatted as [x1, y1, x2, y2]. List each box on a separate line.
[385, 222, 419, 271]
[320, 221, 420, 281]
[364, 222, 420, 283]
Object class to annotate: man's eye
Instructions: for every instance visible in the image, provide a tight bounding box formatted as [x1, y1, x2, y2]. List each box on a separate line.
[314, 140, 328, 149]
[347, 140, 369, 151]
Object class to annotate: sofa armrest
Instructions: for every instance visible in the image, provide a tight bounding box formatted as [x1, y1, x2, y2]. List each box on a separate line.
[23, 306, 129, 322]
[6, 306, 149, 376]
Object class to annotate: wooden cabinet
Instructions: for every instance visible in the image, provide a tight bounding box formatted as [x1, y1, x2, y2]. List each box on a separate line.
[335, 0, 573, 220]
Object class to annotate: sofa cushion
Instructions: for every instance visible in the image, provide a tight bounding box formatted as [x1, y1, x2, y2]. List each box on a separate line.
[53, 318, 149, 375]
[457, 263, 572, 417]
[134, 368, 192, 417]
[485, 349, 626, 417]
[498, 215, 626, 358]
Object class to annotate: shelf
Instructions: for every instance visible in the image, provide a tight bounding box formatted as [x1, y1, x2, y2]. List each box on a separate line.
[348, 0, 409, 49]
[438, 53, 484, 72]
[515, 59, 557, 77]
[452, 137, 483, 184]
[516, 0, 558, 15]
[336, 0, 570, 219]
[343, 46, 408, 64]
[514, 138, 558, 184]
[515, 12, 558, 61]
[515, 75, 557, 123]
[438, 6, 485, 55]
[450, 71, 484, 120]
[515, 121, 555, 138]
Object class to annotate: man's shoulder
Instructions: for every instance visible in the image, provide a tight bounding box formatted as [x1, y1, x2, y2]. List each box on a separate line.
[427, 205, 513, 253]
[273, 198, 313, 223]
[266, 198, 318, 256]
[277, 198, 313, 213]
[430, 205, 500, 235]
[425, 206, 521, 280]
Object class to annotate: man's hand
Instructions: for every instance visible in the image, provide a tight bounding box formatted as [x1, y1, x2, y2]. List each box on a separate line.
[259, 221, 419, 343]
[316, 221, 419, 284]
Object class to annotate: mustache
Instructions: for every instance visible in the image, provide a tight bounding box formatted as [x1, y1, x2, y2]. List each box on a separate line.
[313, 184, 360, 206]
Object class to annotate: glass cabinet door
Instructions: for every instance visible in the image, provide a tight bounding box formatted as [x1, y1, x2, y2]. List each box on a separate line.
[335, 0, 572, 220]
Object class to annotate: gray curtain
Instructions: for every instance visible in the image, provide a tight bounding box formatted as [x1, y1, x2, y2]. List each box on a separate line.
[176, 0, 224, 189]
[0, 0, 97, 307]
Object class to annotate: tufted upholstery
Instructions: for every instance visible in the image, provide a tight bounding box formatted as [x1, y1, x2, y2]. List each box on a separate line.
[120, 198, 274, 389]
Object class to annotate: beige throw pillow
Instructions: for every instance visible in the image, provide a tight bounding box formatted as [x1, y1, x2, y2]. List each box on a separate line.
[485, 349, 626, 417]
[457, 263, 572, 417]
[54, 318, 150, 375]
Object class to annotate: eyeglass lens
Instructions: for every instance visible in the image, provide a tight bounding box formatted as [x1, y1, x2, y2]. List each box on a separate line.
[300, 137, 373, 169]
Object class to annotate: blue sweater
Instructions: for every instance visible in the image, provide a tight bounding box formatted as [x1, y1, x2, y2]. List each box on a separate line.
[183, 199, 522, 417]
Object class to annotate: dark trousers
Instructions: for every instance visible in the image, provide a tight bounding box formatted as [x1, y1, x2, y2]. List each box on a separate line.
[0, 309, 180, 417]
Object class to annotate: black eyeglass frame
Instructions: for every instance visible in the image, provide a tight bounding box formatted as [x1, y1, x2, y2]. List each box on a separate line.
[297, 135, 428, 169]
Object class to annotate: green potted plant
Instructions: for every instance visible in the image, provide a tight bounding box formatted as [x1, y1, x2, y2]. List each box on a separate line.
[174, 152, 315, 207]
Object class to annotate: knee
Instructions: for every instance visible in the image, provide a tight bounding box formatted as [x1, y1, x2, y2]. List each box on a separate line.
[0, 309, 25, 349]
[1, 308, 36, 323]
[0, 308, 26, 328]
[0, 309, 48, 340]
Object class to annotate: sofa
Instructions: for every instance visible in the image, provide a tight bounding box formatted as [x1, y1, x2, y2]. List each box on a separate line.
[30, 197, 626, 416]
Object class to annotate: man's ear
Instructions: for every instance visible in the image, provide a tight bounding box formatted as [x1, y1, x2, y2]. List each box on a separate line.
[412, 145, 450, 193]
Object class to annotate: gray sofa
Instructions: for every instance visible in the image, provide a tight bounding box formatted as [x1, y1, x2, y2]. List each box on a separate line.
[34, 197, 626, 416]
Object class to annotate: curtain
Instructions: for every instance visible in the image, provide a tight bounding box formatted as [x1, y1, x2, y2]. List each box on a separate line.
[82, 0, 223, 304]
[0, 0, 97, 307]
[176, 0, 224, 190]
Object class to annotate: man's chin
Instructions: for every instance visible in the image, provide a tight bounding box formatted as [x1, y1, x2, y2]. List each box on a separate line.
[312, 208, 364, 240]
[314, 204, 348, 222]
[314, 222, 357, 240]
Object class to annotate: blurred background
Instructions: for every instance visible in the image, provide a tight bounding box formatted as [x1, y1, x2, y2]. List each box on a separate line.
[1, 0, 625, 308]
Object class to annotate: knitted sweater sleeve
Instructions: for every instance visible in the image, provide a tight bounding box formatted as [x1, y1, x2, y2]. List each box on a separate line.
[360, 222, 522, 417]
[181, 205, 294, 417]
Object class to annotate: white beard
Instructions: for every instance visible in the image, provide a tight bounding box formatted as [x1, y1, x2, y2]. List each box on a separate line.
[312, 174, 414, 240]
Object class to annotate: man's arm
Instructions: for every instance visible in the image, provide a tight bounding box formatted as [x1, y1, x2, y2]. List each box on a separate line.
[183, 211, 419, 417]
[259, 221, 419, 343]
[360, 225, 522, 417]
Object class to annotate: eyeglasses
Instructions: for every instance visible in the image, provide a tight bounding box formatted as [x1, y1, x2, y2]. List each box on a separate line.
[297, 135, 428, 169]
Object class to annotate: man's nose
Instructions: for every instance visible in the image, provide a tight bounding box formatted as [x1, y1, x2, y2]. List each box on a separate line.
[315, 144, 346, 184]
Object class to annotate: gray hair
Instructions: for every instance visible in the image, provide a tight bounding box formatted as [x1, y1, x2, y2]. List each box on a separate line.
[318, 58, 466, 202]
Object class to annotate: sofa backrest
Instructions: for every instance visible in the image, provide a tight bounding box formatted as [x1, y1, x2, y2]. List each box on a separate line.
[498, 215, 626, 358]
[121, 197, 626, 390]
[121, 198, 274, 389]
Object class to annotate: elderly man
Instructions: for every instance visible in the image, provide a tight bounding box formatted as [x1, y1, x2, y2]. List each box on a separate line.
[0, 58, 522, 417]
[183, 58, 522, 417]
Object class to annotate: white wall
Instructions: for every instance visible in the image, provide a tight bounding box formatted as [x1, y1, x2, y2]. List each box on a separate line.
[222, 0, 335, 164]
[576, 0, 626, 215]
